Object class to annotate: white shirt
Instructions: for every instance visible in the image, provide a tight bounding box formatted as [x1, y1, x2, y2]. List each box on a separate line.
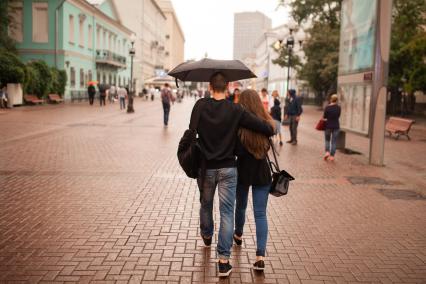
[118, 87, 127, 98]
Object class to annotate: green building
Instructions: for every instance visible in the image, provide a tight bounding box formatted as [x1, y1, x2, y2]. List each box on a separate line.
[8, 0, 134, 100]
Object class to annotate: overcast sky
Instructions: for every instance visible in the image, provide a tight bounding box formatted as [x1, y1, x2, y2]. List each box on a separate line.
[171, 0, 290, 61]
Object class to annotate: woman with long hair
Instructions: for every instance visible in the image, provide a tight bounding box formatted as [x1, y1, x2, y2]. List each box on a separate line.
[234, 89, 275, 271]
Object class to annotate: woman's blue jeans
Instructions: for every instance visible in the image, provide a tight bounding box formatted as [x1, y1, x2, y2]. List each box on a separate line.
[235, 184, 270, 257]
[197, 168, 237, 260]
[324, 129, 339, 156]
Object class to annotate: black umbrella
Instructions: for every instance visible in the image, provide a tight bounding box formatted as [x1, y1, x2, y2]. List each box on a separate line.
[168, 58, 256, 84]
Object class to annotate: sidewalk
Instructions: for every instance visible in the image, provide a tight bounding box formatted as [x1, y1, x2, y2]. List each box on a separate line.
[0, 98, 425, 283]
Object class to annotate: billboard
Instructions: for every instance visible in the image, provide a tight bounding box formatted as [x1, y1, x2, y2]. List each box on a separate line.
[338, 0, 377, 135]
[338, 0, 377, 74]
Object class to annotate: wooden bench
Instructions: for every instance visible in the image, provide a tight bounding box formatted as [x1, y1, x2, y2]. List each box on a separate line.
[48, 94, 64, 103]
[385, 117, 415, 140]
[24, 95, 43, 105]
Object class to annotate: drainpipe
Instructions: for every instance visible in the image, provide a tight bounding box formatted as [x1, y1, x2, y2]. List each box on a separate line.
[55, 0, 67, 68]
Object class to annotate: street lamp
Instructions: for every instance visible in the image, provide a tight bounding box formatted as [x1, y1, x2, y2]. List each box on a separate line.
[127, 33, 136, 113]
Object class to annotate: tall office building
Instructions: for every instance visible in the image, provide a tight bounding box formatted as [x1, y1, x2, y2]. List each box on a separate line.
[233, 12, 272, 61]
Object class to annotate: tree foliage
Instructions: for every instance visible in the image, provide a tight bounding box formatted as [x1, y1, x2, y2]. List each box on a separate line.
[0, 0, 17, 53]
[25, 61, 52, 98]
[0, 50, 26, 85]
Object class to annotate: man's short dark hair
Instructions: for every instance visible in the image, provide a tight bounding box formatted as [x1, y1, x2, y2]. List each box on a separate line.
[164, 83, 169, 87]
[261, 88, 268, 93]
[209, 72, 228, 93]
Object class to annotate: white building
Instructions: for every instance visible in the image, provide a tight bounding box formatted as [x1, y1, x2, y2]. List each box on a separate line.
[233, 12, 271, 61]
[252, 24, 309, 98]
[108, 0, 167, 94]
[158, 0, 185, 72]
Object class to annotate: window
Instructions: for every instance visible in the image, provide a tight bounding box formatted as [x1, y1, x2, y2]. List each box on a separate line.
[97, 72, 100, 81]
[96, 27, 100, 49]
[118, 40, 121, 54]
[69, 15, 74, 43]
[103, 30, 106, 49]
[80, 69, 84, 88]
[8, 1, 23, 42]
[108, 74, 112, 85]
[102, 74, 106, 84]
[88, 25, 92, 49]
[79, 15, 85, 47]
[88, 70, 92, 82]
[118, 76, 121, 86]
[70, 67, 76, 87]
[32, 2, 48, 43]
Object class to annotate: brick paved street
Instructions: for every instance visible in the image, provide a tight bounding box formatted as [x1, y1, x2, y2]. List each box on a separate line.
[0, 98, 425, 283]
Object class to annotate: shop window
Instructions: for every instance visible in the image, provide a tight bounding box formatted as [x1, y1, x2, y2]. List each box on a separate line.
[32, 2, 48, 43]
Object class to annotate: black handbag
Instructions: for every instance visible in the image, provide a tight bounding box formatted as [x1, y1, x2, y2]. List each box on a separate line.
[267, 140, 295, 197]
[177, 100, 205, 178]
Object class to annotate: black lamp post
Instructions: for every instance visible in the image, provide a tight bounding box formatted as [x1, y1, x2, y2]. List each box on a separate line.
[285, 31, 295, 95]
[127, 33, 136, 113]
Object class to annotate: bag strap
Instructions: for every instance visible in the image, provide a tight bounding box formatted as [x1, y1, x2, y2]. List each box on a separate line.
[189, 99, 206, 131]
[267, 139, 281, 172]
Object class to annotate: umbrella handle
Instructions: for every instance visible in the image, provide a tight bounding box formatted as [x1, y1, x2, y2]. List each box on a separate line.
[175, 78, 179, 88]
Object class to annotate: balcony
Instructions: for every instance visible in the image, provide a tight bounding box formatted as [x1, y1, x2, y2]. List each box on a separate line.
[95, 50, 126, 68]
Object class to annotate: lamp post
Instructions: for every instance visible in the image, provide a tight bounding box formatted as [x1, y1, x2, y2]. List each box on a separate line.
[127, 33, 136, 113]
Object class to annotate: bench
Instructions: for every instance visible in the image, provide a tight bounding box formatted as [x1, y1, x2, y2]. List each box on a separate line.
[385, 117, 415, 140]
[24, 94, 43, 105]
[48, 94, 64, 103]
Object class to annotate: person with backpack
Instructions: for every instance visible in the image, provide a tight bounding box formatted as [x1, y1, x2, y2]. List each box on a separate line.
[189, 73, 275, 277]
[233, 89, 275, 271]
[285, 89, 303, 145]
[161, 83, 174, 127]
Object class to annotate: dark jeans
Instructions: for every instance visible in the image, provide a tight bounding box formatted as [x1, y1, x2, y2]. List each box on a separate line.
[325, 129, 339, 156]
[289, 115, 299, 142]
[100, 95, 106, 106]
[197, 168, 238, 259]
[120, 97, 126, 110]
[162, 102, 170, 125]
[235, 184, 270, 256]
[89, 95, 94, 105]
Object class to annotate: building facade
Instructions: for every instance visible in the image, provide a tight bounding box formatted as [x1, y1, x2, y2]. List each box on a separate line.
[112, 0, 167, 94]
[233, 12, 272, 61]
[9, 0, 134, 100]
[158, 0, 185, 72]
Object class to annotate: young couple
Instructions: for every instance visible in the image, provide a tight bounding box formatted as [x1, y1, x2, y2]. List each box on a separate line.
[190, 73, 276, 277]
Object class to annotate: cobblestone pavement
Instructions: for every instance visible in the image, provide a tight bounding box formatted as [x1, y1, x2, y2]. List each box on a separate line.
[0, 98, 425, 283]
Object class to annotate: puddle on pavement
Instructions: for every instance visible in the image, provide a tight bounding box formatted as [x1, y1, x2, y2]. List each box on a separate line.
[376, 188, 426, 201]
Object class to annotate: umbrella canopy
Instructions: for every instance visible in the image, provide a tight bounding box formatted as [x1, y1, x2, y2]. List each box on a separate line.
[168, 58, 256, 83]
[87, 80, 98, 86]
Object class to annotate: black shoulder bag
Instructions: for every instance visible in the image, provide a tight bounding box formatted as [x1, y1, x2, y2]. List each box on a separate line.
[177, 100, 205, 178]
[267, 140, 295, 197]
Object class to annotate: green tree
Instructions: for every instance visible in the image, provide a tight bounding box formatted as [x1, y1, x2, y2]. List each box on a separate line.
[0, 50, 26, 86]
[26, 61, 52, 98]
[274, 0, 342, 104]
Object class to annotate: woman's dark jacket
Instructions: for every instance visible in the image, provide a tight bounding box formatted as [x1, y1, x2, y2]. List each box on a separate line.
[323, 104, 341, 130]
[236, 139, 271, 186]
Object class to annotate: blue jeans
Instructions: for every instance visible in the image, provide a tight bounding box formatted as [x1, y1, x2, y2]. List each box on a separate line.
[120, 97, 126, 109]
[197, 168, 237, 259]
[235, 184, 270, 257]
[162, 102, 170, 125]
[325, 129, 339, 156]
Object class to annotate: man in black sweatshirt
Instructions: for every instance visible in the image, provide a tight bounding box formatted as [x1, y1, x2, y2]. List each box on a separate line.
[190, 73, 274, 277]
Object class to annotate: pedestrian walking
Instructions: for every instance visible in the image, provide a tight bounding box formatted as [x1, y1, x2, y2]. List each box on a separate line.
[189, 73, 274, 277]
[270, 97, 283, 146]
[234, 89, 275, 271]
[0, 85, 8, 109]
[118, 86, 127, 110]
[87, 84, 96, 106]
[285, 89, 303, 145]
[323, 94, 341, 161]
[233, 88, 240, 103]
[161, 83, 173, 127]
[99, 84, 107, 106]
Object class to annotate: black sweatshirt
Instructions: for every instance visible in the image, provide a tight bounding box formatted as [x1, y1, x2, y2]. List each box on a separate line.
[190, 98, 275, 169]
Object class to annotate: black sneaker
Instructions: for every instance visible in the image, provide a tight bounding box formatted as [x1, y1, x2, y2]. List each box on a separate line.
[279, 141, 283, 146]
[218, 261, 232, 277]
[286, 140, 293, 144]
[233, 234, 242, 246]
[201, 235, 212, 247]
[253, 260, 265, 271]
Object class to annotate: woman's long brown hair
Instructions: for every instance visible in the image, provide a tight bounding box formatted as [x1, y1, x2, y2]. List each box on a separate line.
[238, 89, 275, 159]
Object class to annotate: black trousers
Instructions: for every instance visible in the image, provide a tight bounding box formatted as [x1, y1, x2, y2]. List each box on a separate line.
[100, 95, 106, 106]
[89, 95, 94, 105]
[289, 115, 299, 142]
